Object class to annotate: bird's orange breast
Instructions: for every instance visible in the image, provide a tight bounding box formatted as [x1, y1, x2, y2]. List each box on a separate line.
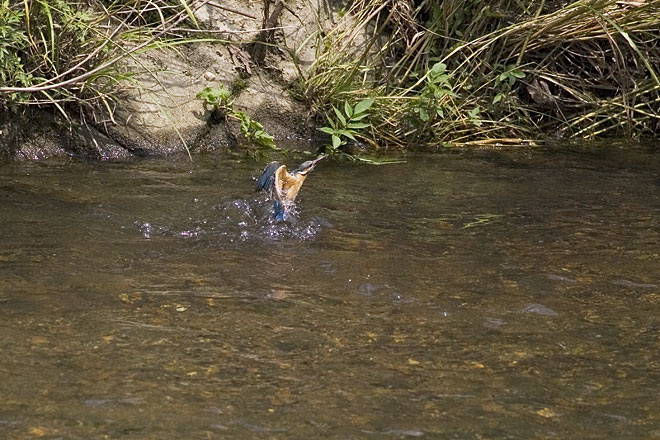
[275, 166, 307, 204]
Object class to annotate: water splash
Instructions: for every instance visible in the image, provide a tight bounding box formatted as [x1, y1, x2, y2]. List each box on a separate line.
[216, 197, 327, 242]
[134, 221, 171, 239]
[133, 197, 328, 243]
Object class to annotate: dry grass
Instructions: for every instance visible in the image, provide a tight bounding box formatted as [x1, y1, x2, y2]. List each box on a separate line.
[302, 0, 660, 147]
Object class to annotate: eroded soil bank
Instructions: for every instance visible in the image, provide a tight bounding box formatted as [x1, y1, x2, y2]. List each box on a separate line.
[0, 0, 340, 160]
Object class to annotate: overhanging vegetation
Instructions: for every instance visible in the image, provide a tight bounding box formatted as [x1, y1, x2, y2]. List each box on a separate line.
[302, 0, 660, 147]
[0, 0, 199, 122]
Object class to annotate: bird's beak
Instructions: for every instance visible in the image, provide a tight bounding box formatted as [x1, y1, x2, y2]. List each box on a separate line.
[299, 154, 328, 175]
[310, 154, 328, 167]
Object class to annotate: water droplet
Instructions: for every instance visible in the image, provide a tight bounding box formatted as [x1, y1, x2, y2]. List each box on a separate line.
[138, 222, 152, 238]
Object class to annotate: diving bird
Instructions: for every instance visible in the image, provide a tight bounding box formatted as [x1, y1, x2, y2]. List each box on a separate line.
[256, 155, 327, 221]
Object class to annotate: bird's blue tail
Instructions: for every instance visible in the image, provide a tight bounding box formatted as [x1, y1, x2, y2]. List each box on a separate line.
[273, 201, 287, 222]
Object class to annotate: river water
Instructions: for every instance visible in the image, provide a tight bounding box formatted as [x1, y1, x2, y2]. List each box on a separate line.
[1, 145, 659, 439]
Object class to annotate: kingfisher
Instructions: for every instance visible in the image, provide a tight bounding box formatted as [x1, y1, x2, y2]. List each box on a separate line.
[256, 155, 327, 221]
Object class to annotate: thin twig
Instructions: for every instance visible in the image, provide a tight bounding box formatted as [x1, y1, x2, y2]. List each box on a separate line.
[206, 1, 258, 19]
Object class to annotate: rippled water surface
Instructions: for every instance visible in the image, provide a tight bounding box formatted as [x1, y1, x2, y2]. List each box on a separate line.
[1, 145, 660, 439]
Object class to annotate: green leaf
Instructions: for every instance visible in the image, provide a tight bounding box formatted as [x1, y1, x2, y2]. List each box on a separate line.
[344, 101, 353, 118]
[196, 85, 231, 107]
[339, 130, 357, 141]
[349, 113, 369, 121]
[178, 0, 199, 28]
[347, 122, 369, 129]
[354, 98, 375, 115]
[333, 106, 346, 126]
[431, 62, 447, 75]
[332, 134, 342, 149]
[318, 126, 335, 135]
[195, 87, 214, 102]
[434, 88, 457, 98]
[419, 107, 429, 122]
[493, 93, 504, 104]
[468, 107, 482, 127]
[235, 111, 247, 120]
[256, 133, 276, 149]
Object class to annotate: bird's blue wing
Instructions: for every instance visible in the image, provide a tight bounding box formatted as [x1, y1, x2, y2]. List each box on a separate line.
[256, 161, 280, 193]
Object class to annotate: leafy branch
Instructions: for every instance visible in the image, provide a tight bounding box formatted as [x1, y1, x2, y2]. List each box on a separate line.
[319, 97, 374, 152]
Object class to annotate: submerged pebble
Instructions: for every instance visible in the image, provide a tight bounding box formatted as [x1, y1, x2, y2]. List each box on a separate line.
[613, 279, 657, 289]
[483, 317, 505, 329]
[523, 303, 558, 316]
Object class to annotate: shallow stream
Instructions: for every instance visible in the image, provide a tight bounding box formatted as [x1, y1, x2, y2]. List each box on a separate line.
[1, 145, 660, 439]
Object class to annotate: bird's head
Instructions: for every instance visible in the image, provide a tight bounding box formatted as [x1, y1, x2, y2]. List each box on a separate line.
[293, 155, 328, 176]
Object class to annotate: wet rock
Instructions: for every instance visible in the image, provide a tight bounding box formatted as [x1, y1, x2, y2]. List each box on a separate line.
[483, 317, 505, 329]
[65, 122, 131, 160]
[613, 279, 657, 289]
[522, 303, 558, 316]
[0, 112, 64, 160]
[358, 282, 379, 296]
[547, 274, 577, 283]
[0, 111, 129, 161]
[381, 429, 425, 437]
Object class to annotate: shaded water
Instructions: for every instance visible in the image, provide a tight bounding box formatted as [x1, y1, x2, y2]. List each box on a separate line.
[1, 145, 660, 439]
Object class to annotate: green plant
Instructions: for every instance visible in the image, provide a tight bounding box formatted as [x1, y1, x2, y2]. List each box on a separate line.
[0, 1, 30, 88]
[196, 83, 277, 149]
[0, 0, 96, 109]
[303, 0, 660, 146]
[232, 77, 248, 94]
[0, 0, 201, 116]
[412, 62, 457, 123]
[318, 97, 374, 152]
[497, 64, 526, 87]
[234, 111, 277, 149]
[493, 64, 526, 105]
[196, 85, 232, 111]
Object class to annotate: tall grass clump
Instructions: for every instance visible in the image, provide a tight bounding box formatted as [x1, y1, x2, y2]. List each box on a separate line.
[302, 0, 660, 147]
[0, 0, 201, 121]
